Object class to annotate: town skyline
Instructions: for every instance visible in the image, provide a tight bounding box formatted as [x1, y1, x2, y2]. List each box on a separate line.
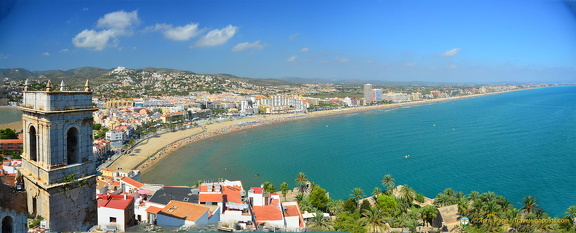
[1, 0, 575, 83]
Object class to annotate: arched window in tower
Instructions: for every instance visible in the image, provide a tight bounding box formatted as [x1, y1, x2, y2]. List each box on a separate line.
[1, 216, 13, 233]
[29, 125, 37, 162]
[67, 127, 79, 165]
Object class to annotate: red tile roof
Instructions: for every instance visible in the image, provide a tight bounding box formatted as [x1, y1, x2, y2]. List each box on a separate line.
[146, 206, 162, 214]
[253, 205, 283, 221]
[120, 177, 143, 188]
[252, 187, 263, 194]
[199, 193, 222, 203]
[283, 205, 300, 217]
[222, 187, 243, 204]
[97, 194, 134, 210]
[158, 201, 218, 222]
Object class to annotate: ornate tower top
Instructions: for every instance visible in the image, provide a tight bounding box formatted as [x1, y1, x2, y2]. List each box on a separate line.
[46, 80, 53, 92]
[84, 80, 91, 92]
[59, 80, 66, 91]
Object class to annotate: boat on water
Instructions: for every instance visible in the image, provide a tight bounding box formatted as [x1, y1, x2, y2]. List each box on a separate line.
[404, 155, 410, 158]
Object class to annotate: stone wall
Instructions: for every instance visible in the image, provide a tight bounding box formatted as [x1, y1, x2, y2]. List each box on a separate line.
[24, 175, 96, 231]
[0, 208, 28, 233]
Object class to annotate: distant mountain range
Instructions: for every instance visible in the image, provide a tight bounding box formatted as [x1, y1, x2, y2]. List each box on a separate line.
[0, 67, 534, 87]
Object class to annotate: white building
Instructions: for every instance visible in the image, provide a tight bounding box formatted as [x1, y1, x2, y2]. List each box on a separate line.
[97, 194, 135, 232]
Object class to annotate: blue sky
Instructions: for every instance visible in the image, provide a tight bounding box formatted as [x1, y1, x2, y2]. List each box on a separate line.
[0, 0, 575, 83]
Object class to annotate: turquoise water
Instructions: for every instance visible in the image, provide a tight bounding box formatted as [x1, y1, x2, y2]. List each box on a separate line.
[142, 86, 576, 216]
[0, 107, 22, 124]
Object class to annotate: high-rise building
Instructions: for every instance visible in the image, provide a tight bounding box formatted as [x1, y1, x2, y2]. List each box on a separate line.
[363, 84, 373, 103]
[19, 80, 97, 231]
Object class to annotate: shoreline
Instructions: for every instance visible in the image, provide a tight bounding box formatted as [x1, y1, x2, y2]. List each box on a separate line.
[109, 89, 526, 173]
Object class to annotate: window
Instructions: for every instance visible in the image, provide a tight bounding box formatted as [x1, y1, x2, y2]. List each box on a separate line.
[2, 216, 13, 233]
[67, 127, 79, 164]
[110, 217, 117, 223]
[29, 126, 37, 162]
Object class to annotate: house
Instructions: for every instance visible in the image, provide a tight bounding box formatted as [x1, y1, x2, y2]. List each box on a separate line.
[282, 201, 306, 231]
[156, 201, 219, 227]
[198, 181, 251, 226]
[249, 188, 284, 229]
[432, 204, 461, 231]
[97, 194, 136, 232]
[120, 177, 143, 194]
[0, 138, 23, 153]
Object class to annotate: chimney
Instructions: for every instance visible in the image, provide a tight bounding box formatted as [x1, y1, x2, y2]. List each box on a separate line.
[124, 193, 127, 200]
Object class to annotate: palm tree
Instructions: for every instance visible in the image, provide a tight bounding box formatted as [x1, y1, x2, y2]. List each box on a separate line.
[382, 174, 395, 194]
[262, 181, 276, 193]
[567, 205, 576, 230]
[295, 172, 308, 193]
[361, 207, 390, 233]
[372, 187, 382, 199]
[306, 210, 333, 231]
[399, 185, 415, 206]
[419, 205, 438, 227]
[193, 180, 203, 187]
[521, 196, 538, 214]
[350, 187, 365, 202]
[280, 182, 289, 201]
[468, 191, 480, 203]
[327, 199, 344, 216]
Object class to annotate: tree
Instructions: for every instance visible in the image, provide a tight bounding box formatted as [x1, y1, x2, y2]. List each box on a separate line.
[343, 198, 358, 213]
[307, 210, 333, 231]
[295, 172, 308, 193]
[262, 181, 276, 193]
[419, 205, 438, 227]
[382, 174, 395, 194]
[376, 195, 399, 216]
[193, 180, 203, 187]
[521, 196, 538, 214]
[93, 123, 102, 130]
[327, 199, 344, 216]
[567, 205, 576, 230]
[350, 187, 365, 202]
[280, 182, 289, 201]
[309, 186, 329, 210]
[399, 185, 415, 207]
[372, 187, 382, 199]
[0, 128, 18, 139]
[360, 199, 372, 213]
[334, 211, 366, 233]
[361, 207, 390, 233]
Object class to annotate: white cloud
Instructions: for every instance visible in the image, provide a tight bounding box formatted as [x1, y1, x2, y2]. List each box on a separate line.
[73, 10, 140, 50]
[163, 23, 202, 41]
[73, 29, 117, 51]
[42, 52, 50, 56]
[195, 25, 238, 47]
[145, 23, 171, 32]
[439, 48, 461, 57]
[232, 40, 264, 52]
[300, 48, 309, 53]
[289, 33, 299, 40]
[334, 57, 351, 63]
[60, 49, 70, 53]
[446, 64, 458, 69]
[287, 55, 298, 62]
[82, 7, 89, 11]
[404, 62, 416, 67]
[97, 10, 140, 30]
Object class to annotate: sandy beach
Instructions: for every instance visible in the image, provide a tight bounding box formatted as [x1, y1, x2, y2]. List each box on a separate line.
[108, 91, 512, 173]
[0, 121, 23, 131]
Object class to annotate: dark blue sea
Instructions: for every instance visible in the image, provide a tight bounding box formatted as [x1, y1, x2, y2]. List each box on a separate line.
[142, 86, 576, 216]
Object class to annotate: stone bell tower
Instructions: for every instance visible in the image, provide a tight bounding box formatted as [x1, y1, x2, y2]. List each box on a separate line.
[18, 80, 97, 231]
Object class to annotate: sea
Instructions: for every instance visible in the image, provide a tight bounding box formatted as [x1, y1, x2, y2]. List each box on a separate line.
[104, 86, 576, 216]
[0, 107, 22, 124]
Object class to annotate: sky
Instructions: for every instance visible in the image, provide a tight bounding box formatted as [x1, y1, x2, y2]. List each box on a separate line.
[0, 0, 575, 83]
